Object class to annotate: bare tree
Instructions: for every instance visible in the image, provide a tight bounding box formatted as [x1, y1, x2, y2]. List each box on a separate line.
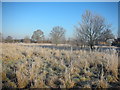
[100, 29, 114, 42]
[75, 10, 113, 49]
[24, 36, 30, 43]
[31, 29, 44, 43]
[5, 36, 13, 43]
[73, 29, 87, 48]
[0, 32, 2, 42]
[50, 26, 66, 45]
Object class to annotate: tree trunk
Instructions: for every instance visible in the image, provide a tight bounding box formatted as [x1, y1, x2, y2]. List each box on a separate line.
[90, 44, 93, 50]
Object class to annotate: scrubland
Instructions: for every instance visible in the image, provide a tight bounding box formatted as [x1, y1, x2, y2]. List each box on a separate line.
[1, 43, 120, 88]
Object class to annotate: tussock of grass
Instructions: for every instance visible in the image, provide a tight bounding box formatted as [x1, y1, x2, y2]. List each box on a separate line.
[1, 43, 119, 88]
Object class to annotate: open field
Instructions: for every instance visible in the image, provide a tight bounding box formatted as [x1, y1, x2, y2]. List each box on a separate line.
[18, 43, 120, 53]
[19, 43, 119, 48]
[1, 43, 120, 88]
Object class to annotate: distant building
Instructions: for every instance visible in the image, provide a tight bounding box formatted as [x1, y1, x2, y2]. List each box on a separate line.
[97, 39, 114, 46]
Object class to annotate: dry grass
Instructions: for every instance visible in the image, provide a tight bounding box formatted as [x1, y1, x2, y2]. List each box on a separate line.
[1, 43, 120, 88]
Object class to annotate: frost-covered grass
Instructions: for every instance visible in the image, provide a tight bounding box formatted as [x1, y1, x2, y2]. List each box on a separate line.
[1, 43, 120, 88]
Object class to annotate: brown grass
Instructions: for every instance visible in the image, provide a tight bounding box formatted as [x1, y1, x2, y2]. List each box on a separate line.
[1, 43, 119, 88]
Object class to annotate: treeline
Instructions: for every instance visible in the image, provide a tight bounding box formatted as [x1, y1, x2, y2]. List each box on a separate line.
[1, 10, 119, 49]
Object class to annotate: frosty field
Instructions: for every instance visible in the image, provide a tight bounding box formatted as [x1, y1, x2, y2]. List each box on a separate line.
[1, 43, 120, 88]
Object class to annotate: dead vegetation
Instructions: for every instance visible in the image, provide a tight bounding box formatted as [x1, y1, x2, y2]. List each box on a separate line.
[1, 43, 120, 88]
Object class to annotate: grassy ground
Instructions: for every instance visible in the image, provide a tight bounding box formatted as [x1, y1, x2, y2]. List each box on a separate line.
[1, 43, 120, 88]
